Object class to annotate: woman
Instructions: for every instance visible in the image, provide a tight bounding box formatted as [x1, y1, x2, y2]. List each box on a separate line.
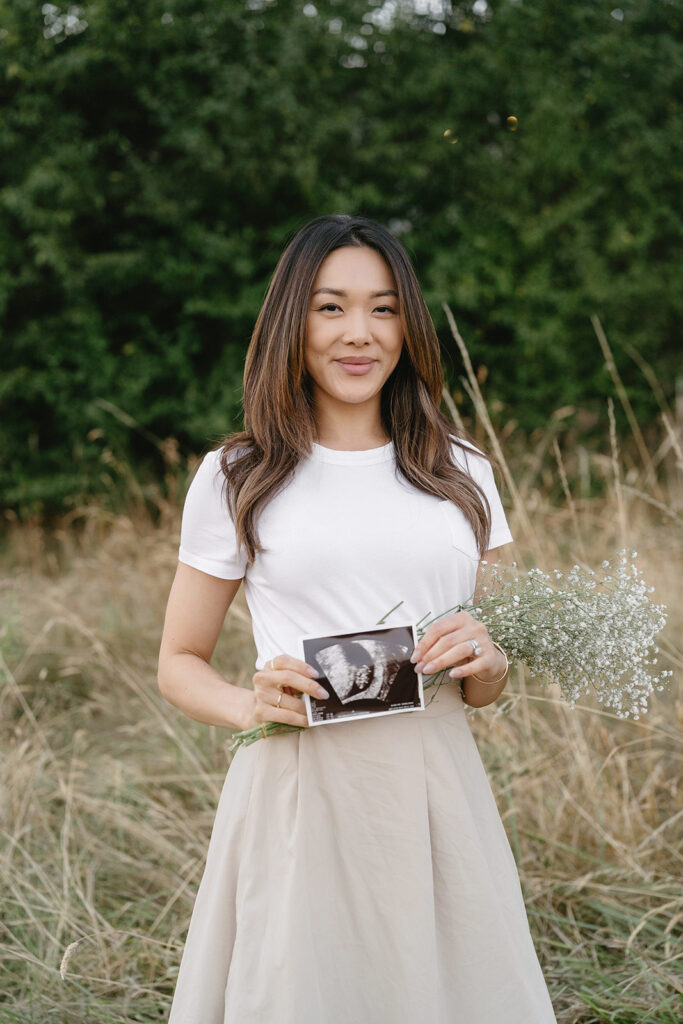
[158, 214, 557, 1023]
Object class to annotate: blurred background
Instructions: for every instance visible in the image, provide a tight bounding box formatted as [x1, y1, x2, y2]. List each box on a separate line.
[1, 2, 681, 1022]
[1, 0, 680, 518]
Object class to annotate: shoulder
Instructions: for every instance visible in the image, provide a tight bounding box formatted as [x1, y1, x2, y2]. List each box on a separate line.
[178, 447, 249, 578]
[199, 446, 224, 472]
[446, 434, 514, 547]
[447, 436, 491, 481]
[194, 443, 249, 485]
[182, 446, 244, 513]
[181, 449, 228, 517]
[187, 447, 225, 494]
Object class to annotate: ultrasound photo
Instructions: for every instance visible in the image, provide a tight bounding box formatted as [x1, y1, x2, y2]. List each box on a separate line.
[300, 623, 424, 726]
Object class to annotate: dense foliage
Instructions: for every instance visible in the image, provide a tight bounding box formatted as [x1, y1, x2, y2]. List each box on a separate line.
[2, 0, 681, 517]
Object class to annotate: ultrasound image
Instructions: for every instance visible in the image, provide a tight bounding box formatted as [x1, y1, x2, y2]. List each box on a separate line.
[315, 636, 410, 704]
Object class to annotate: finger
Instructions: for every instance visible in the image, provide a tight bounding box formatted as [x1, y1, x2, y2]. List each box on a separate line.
[258, 708, 310, 728]
[255, 690, 309, 727]
[425, 616, 484, 653]
[263, 653, 322, 680]
[255, 664, 329, 701]
[447, 652, 504, 680]
[411, 611, 474, 662]
[278, 669, 330, 700]
[416, 640, 478, 676]
[271, 688, 305, 711]
[414, 632, 462, 671]
[416, 626, 486, 672]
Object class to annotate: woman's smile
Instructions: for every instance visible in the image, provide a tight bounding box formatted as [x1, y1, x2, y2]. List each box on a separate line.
[334, 357, 377, 376]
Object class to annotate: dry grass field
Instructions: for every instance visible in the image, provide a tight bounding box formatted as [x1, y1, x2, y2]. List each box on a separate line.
[1, 383, 681, 1022]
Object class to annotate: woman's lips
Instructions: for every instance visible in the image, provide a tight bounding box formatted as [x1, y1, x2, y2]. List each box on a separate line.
[335, 360, 376, 375]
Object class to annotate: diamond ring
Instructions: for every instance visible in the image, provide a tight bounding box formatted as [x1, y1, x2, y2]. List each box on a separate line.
[469, 638, 483, 657]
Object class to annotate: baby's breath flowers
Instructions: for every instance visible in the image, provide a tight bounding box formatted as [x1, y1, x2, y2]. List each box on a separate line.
[229, 552, 670, 749]
[420, 551, 671, 720]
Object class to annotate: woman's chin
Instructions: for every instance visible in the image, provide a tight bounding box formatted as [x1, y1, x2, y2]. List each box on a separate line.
[324, 381, 384, 406]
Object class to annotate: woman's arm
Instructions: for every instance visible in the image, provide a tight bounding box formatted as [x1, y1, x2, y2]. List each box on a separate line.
[461, 546, 509, 708]
[157, 563, 254, 731]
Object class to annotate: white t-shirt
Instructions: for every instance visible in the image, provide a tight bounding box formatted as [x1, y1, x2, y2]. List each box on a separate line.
[178, 439, 513, 670]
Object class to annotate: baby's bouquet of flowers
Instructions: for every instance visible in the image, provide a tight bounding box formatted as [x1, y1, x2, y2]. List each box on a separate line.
[229, 551, 671, 749]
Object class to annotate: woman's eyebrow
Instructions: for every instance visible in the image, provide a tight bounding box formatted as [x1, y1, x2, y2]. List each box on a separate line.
[311, 287, 398, 299]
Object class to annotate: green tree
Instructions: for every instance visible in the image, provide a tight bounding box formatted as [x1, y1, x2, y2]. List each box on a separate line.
[1, 0, 680, 517]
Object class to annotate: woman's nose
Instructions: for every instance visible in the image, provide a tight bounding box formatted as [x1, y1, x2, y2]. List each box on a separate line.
[342, 311, 373, 344]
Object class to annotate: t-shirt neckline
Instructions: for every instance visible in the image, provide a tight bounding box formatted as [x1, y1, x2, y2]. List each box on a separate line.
[309, 440, 395, 465]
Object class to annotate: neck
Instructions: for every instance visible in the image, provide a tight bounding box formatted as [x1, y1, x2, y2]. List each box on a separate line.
[312, 399, 390, 451]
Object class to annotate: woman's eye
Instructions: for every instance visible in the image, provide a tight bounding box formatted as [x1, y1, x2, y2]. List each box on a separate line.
[317, 304, 396, 314]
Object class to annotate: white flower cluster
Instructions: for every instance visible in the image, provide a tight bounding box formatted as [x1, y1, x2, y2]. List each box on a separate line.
[472, 551, 672, 719]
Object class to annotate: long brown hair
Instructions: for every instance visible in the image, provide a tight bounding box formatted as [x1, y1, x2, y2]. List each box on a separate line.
[218, 214, 497, 564]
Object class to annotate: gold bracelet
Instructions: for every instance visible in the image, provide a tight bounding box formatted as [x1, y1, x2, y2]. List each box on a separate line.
[469, 641, 509, 685]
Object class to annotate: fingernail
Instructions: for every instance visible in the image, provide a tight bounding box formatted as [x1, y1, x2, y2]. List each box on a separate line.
[316, 687, 329, 699]
[307, 666, 319, 677]
[415, 662, 425, 674]
[410, 650, 419, 663]
[448, 668, 460, 678]
[422, 662, 435, 674]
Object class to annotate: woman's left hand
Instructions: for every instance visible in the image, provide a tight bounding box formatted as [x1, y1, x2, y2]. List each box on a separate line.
[410, 611, 506, 682]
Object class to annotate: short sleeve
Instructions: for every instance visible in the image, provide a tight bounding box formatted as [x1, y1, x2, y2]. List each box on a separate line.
[177, 448, 248, 579]
[449, 439, 514, 550]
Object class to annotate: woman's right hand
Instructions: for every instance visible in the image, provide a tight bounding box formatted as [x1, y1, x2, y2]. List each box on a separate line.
[245, 654, 330, 731]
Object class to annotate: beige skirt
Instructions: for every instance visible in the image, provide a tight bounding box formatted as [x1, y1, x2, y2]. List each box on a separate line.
[167, 683, 556, 1023]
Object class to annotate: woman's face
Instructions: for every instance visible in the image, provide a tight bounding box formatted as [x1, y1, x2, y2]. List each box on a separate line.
[304, 245, 404, 419]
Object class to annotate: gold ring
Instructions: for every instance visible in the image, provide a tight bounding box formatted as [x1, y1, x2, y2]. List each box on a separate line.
[276, 691, 284, 708]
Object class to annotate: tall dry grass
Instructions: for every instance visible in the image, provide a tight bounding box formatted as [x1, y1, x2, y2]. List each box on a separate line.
[1, 324, 681, 1023]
